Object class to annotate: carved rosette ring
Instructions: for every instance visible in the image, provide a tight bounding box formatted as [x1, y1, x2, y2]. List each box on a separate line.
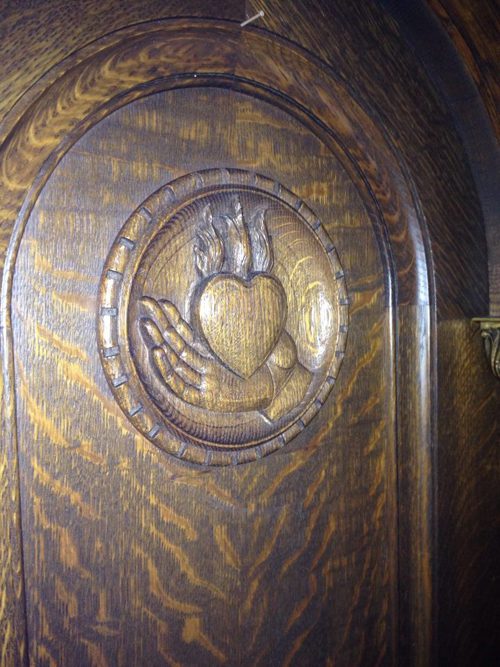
[98, 170, 348, 465]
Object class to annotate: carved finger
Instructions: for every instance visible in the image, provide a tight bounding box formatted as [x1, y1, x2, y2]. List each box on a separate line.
[267, 330, 298, 370]
[161, 344, 202, 388]
[161, 323, 207, 370]
[139, 317, 165, 348]
[158, 299, 195, 344]
[139, 296, 172, 332]
[139, 299, 206, 370]
[152, 347, 201, 405]
[141, 319, 204, 386]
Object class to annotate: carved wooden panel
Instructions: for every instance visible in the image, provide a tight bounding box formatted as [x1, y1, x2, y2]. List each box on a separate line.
[98, 169, 348, 464]
[11, 83, 392, 666]
[0, 17, 436, 667]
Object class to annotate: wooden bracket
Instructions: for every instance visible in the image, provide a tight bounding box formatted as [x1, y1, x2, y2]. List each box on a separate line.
[472, 318, 500, 378]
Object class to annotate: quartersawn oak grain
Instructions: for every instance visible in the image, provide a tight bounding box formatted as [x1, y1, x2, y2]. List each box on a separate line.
[1, 2, 497, 666]
[12, 85, 395, 665]
[0, 17, 429, 667]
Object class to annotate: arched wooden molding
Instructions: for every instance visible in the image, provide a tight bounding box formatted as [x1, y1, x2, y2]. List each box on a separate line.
[1, 18, 434, 665]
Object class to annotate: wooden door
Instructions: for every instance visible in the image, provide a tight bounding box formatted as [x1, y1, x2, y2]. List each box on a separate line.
[3, 4, 495, 666]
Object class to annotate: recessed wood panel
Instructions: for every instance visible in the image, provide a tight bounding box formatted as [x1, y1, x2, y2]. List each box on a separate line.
[11, 87, 396, 665]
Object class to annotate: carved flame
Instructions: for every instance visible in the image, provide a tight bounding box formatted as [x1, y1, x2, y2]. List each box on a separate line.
[194, 206, 224, 277]
[194, 197, 273, 279]
[248, 206, 273, 273]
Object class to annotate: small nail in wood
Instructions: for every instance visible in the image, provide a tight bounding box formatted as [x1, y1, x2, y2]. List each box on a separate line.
[240, 10, 264, 27]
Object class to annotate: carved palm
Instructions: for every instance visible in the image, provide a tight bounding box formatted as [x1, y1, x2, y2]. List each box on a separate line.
[139, 296, 274, 413]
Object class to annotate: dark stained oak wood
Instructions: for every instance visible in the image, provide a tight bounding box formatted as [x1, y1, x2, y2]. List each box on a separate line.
[245, 3, 500, 663]
[0, 2, 497, 667]
[0, 1, 244, 125]
[97, 167, 349, 464]
[437, 320, 500, 666]
[428, 0, 499, 138]
[11, 84, 396, 666]
[247, 0, 489, 320]
[387, 0, 500, 318]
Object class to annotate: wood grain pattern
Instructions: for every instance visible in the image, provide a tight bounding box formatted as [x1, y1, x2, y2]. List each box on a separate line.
[425, 0, 500, 315]
[0, 1, 244, 127]
[0, 363, 27, 665]
[11, 87, 396, 665]
[387, 0, 500, 318]
[244, 3, 497, 662]
[1, 2, 496, 666]
[247, 0, 488, 319]
[437, 320, 500, 665]
[0, 24, 432, 664]
[428, 0, 499, 137]
[0, 20, 427, 307]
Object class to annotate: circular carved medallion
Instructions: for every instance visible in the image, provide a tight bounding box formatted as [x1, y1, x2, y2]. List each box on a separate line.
[98, 169, 348, 465]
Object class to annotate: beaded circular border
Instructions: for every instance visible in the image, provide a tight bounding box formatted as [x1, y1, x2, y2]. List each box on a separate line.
[97, 169, 349, 466]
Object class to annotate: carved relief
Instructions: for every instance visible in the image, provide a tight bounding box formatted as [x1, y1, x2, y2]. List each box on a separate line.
[98, 170, 348, 464]
[140, 197, 312, 421]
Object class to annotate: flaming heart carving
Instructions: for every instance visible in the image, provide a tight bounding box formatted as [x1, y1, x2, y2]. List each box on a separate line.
[192, 198, 286, 377]
[139, 195, 312, 420]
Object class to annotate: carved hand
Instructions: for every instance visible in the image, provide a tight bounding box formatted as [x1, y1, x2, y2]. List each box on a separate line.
[138, 297, 275, 413]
